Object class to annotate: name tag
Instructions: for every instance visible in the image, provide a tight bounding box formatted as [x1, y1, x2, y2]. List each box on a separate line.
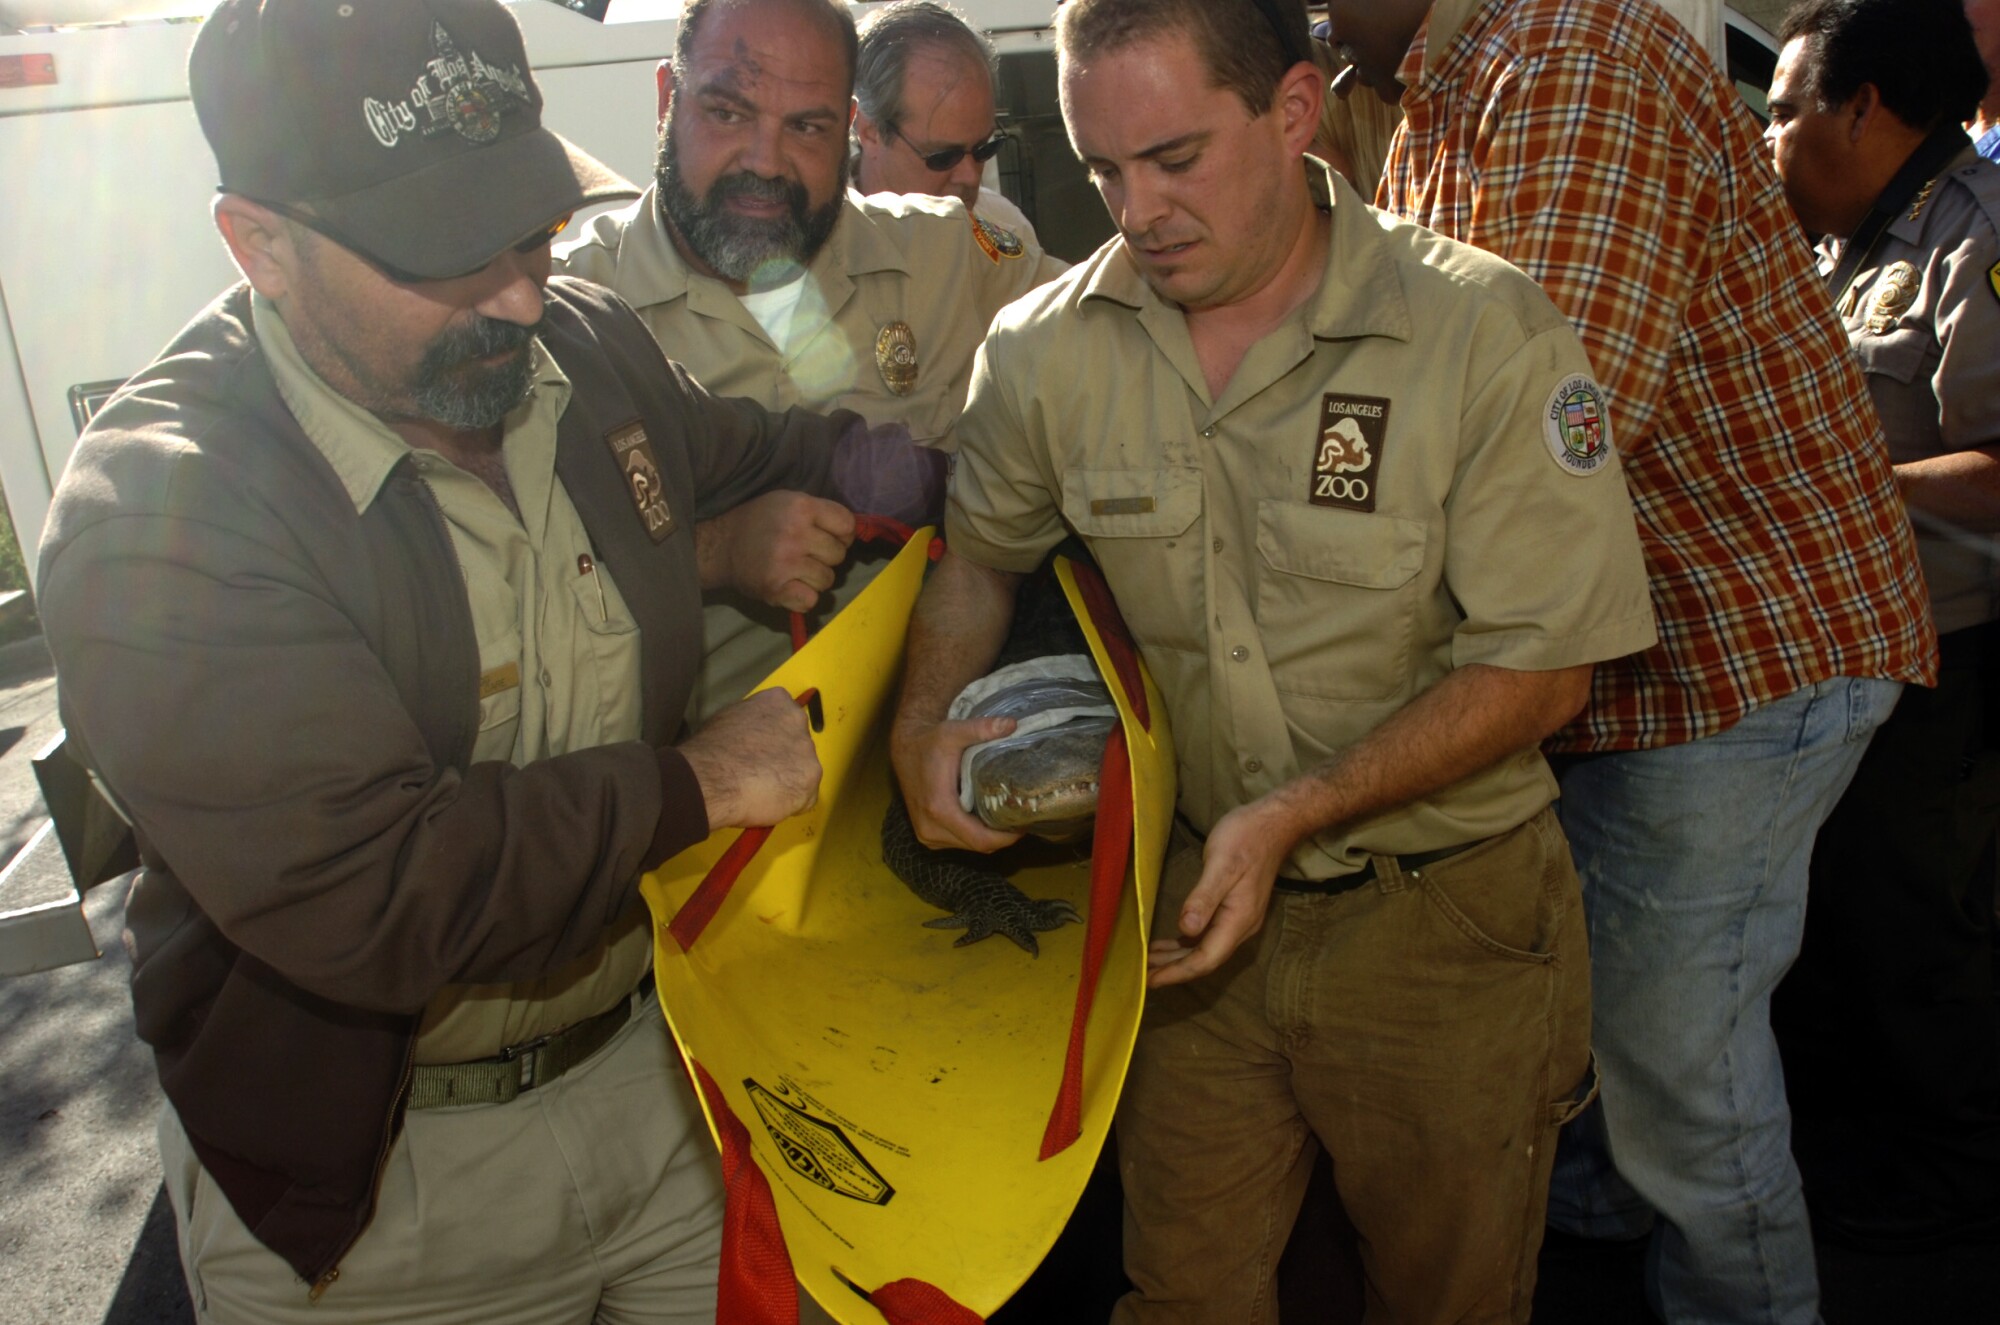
[1090, 497, 1155, 517]
[478, 662, 521, 699]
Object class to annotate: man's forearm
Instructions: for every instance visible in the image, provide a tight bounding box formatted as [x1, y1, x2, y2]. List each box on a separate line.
[894, 547, 1021, 729]
[1255, 662, 1594, 853]
[693, 515, 731, 591]
[1897, 445, 2000, 533]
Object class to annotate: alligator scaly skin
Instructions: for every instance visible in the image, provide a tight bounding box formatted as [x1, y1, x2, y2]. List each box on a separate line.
[881, 786, 1081, 956]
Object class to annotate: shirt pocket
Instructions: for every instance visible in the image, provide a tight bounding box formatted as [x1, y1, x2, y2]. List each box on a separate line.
[1255, 502, 1427, 703]
[474, 633, 524, 764]
[1852, 327, 1930, 386]
[567, 563, 643, 742]
[1062, 468, 1204, 652]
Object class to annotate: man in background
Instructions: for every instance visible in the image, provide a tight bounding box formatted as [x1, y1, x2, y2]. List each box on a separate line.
[1326, 0, 1937, 1319]
[1765, 0, 2000, 1252]
[556, 0, 1065, 720]
[852, 0, 1041, 242]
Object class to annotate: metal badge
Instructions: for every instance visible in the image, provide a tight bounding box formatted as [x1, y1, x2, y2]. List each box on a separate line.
[875, 321, 919, 396]
[1864, 262, 1920, 335]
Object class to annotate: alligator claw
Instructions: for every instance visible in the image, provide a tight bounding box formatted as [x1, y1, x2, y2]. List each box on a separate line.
[921, 893, 1081, 955]
[883, 787, 1084, 957]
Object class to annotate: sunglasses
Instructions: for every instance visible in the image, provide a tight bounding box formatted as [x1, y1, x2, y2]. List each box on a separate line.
[251, 199, 571, 284]
[885, 122, 1009, 174]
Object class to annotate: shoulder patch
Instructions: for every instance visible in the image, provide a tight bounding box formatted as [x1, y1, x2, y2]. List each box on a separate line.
[1543, 374, 1613, 477]
[1990, 258, 2000, 309]
[971, 213, 1025, 264]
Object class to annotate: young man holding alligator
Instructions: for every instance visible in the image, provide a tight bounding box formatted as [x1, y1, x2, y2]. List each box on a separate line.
[890, 0, 1656, 1319]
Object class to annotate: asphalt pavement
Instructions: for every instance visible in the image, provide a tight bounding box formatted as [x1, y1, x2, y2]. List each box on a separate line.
[0, 639, 190, 1325]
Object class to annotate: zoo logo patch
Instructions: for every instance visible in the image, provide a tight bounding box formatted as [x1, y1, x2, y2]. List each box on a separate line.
[605, 419, 676, 543]
[1543, 374, 1612, 476]
[1311, 393, 1389, 512]
[970, 213, 1025, 264]
[1989, 259, 2000, 308]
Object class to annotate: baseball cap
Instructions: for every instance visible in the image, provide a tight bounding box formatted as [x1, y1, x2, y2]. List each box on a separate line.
[189, 0, 639, 281]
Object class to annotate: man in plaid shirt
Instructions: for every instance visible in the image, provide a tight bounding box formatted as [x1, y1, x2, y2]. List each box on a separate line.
[1325, 0, 1937, 1321]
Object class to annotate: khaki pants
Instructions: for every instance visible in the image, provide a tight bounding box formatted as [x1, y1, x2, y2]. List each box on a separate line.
[160, 992, 729, 1325]
[1113, 808, 1592, 1325]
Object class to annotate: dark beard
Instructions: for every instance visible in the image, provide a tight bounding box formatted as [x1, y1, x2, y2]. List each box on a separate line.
[408, 311, 544, 430]
[656, 110, 846, 286]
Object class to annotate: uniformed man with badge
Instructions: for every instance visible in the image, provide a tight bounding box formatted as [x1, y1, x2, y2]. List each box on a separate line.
[890, 1, 1657, 1318]
[555, 0, 1066, 719]
[1764, 0, 2000, 1249]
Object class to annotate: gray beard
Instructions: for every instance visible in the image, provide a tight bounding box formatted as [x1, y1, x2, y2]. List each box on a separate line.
[408, 312, 543, 431]
[656, 112, 846, 286]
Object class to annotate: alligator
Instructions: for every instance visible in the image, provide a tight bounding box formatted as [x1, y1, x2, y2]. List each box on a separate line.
[882, 562, 1112, 955]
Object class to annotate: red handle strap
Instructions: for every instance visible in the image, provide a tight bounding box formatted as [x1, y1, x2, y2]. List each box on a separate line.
[696, 1062, 801, 1325]
[1039, 724, 1134, 1160]
[666, 688, 818, 953]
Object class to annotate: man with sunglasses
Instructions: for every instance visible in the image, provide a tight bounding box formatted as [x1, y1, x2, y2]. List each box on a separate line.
[556, 0, 1066, 721]
[33, 1, 924, 1320]
[852, 0, 1041, 245]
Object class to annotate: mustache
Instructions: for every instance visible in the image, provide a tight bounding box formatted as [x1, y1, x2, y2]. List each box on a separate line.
[419, 312, 543, 375]
[709, 169, 809, 214]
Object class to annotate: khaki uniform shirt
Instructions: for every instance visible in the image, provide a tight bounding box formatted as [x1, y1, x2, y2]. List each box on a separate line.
[1828, 146, 2000, 635]
[255, 297, 651, 1063]
[947, 167, 1657, 878]
[556, 187, 1066, 719]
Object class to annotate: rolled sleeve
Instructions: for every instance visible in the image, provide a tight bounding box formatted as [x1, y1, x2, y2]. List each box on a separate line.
[1444, 325, 1658, 673]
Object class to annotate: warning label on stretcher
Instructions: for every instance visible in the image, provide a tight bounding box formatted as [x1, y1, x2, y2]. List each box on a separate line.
[745, 1078, 895, 1205]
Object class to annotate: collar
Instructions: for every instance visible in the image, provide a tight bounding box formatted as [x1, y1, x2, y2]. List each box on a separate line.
[1077, 159, 1411, 344]
[1884, 141, 1983, 245]
[1402, 0, 1490, 91]
[251, 291, 570, 513]
[601, 183, 911, 311]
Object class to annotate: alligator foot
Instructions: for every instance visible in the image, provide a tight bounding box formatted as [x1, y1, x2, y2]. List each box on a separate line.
[922, 893, 1083, 955]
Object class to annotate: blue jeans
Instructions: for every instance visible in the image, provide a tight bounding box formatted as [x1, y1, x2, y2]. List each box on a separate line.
[1548, 676, 1903, 1325]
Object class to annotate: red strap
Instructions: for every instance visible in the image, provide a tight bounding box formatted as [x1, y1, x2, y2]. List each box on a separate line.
[695, 1063, 800, 1325]
[666, 689, 818, 952]
[870, 1278, 986, 1324]
[852, 514, 917, 546]
[1039, 725, 1133, 1160]
[1066, 560, 1150, 731]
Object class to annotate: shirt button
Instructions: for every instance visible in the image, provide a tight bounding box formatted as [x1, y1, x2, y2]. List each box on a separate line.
[1200, 426, 1217, 439]
[1212, 537, 1225, 553]
[1244, 758, 1263, 774]
[1231, 645, 1249, 662]
[539, 668, 554, 687]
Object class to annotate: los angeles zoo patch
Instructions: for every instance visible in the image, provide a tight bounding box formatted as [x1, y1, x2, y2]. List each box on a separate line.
[1311, 393, 1389, 513]
[1544, 374, 1612, 476]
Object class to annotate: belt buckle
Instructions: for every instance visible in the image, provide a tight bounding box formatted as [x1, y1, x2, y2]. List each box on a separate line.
[498, 1033, 552, 1089]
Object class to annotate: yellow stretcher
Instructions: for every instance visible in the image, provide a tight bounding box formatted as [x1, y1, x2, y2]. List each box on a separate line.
[641, 529, 1174, 1324]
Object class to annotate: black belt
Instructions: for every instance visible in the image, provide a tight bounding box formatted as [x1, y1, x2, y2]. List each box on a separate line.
[406, 983, 648, 1111]
[1272, 838, 1486, 896]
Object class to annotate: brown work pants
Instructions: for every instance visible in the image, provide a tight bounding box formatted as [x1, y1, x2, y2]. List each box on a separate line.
[1113, 808, 1592, 1325]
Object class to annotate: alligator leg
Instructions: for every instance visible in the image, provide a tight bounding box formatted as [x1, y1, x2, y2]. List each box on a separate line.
[881, 789, 1081, 956]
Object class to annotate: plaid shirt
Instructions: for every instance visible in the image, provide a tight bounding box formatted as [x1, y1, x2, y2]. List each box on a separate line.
[1380, 0, 1937, 751]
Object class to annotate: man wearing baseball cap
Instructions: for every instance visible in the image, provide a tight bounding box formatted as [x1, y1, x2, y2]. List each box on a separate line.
[34, 1, 926, 1318]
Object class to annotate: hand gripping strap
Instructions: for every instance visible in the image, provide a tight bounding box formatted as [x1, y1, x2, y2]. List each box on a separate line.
[1039, 724, 1133, 1159]
[666, 689, 818, 952]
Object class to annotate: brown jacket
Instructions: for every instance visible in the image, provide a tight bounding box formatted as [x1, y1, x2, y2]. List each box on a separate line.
[37, 278, 853, 1284]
